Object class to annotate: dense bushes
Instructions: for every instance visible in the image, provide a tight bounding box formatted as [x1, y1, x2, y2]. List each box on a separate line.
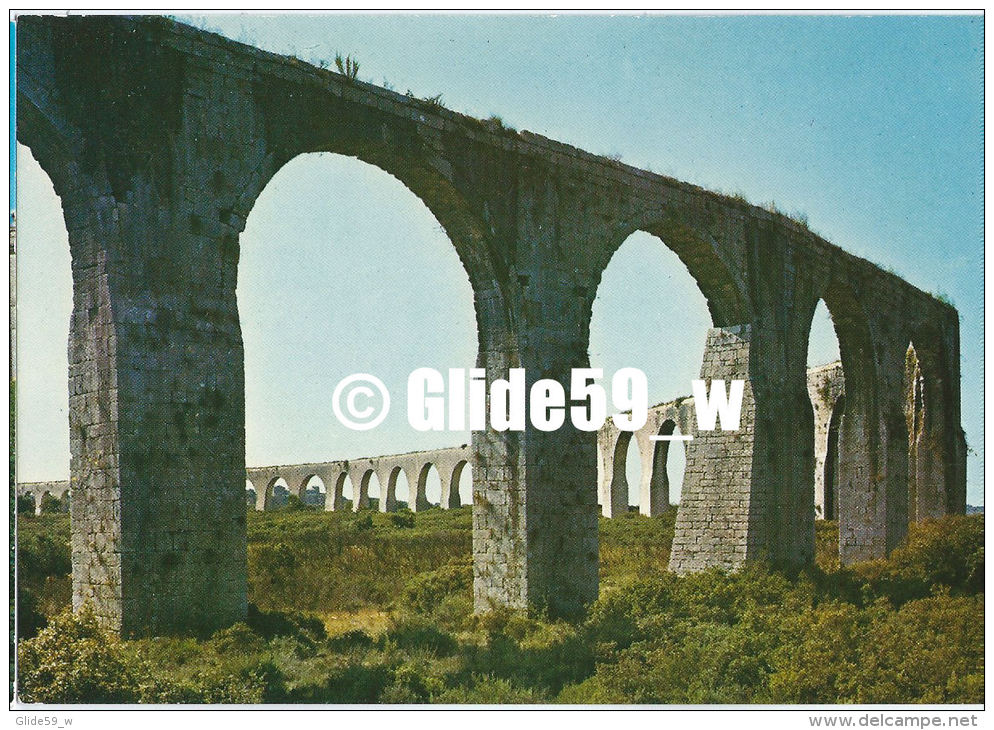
[15, 509, 984, 704]
[18, 609, 155, 703]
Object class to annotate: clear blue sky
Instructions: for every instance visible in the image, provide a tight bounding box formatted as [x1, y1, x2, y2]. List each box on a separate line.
[14, 13, 983, 506]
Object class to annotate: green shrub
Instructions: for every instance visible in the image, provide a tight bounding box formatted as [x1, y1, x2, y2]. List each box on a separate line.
[401, 562, 472, 615]
[572, 619, 777, 704]
[16, 495, 35, 515]
[207, 622, 267, 655]
[390, 510, 416, 528]
[437, 676, 548, 704]
[11, 506, 984, 705]
[39, 494, 65, 514]
[853, 594, 984, 703]
[17, 530, 70, 581]
[380, 657, 448, 703]
[17, 608, 155, 703]
[383, 615, 458, 656]
[768, 600, 872, 703]
[887, 516, 984, 593]
[283, 494, 309, 511]
[851, 515, 985, 605]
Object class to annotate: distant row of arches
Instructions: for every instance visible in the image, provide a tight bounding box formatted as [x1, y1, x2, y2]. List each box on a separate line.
[596, 361, 850, 519]
[15, 482, 70, 515]
[243, 446, 472, 512]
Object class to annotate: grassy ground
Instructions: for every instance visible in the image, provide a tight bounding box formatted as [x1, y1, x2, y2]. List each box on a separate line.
[14, 507, 984, 704]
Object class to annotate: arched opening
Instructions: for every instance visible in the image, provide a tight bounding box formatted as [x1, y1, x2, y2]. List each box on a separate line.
[456, 461, 473, 507]
[359, 470, 381, 511]
[448, 460, 470, 508]
[418, 463, 442, 508]
[806, 299, 843, 523]
[301, 475, 327, 509]
[237, 151, 478, 475]
[245, 480, 257, 508]
[609, 432, 642, 513]
[590, 229, 716, 520]
[338, 473, 354, 511]
[39, 491, 62, 514]
[648, 420, 686, 510]
[390, 467, 410, 509]
[590, 231, 712, 412]
[265, 478, 290, 510]
[13, 145, 73, 488]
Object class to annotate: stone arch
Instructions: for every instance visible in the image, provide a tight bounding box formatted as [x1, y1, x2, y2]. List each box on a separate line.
[230, 146, 514, 368]
[386, 466, 408, 510]
[648, 420, 677, 512]
[263, 477, 290, 511]
[12, 147, 73, 514]
[446, 460, 469, 509]
[610, 431, 638, 514]
[14, 81, 87, 213]
[589, 223, 751, 335]
[233, 144, 515, 595]
[416, 462, 437, 510]
[903, 327, 965, 517]
[334, 472, 352, 511]
[38, 490, 58, 514]
[299, 474, 327, 509]
[359, 470, 381, 512]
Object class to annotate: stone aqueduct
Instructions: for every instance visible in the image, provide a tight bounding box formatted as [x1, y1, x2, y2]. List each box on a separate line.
[16, 16, 965, 635]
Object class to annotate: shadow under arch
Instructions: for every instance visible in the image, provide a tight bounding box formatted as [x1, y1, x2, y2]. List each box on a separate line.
[649, 419, 684, 512]
[449, 460, 470, 509]
[358, 469, 379, 512]
[387, 466, 408, 509]
[299, 474, 327, 508]
[263, 477, 290, 511]
[416, 462, 438, 510]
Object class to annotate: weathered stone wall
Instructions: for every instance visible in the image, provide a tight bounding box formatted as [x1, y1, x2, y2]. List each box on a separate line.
[16, 14, 965, 633]
[667, 326, 758, 572]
